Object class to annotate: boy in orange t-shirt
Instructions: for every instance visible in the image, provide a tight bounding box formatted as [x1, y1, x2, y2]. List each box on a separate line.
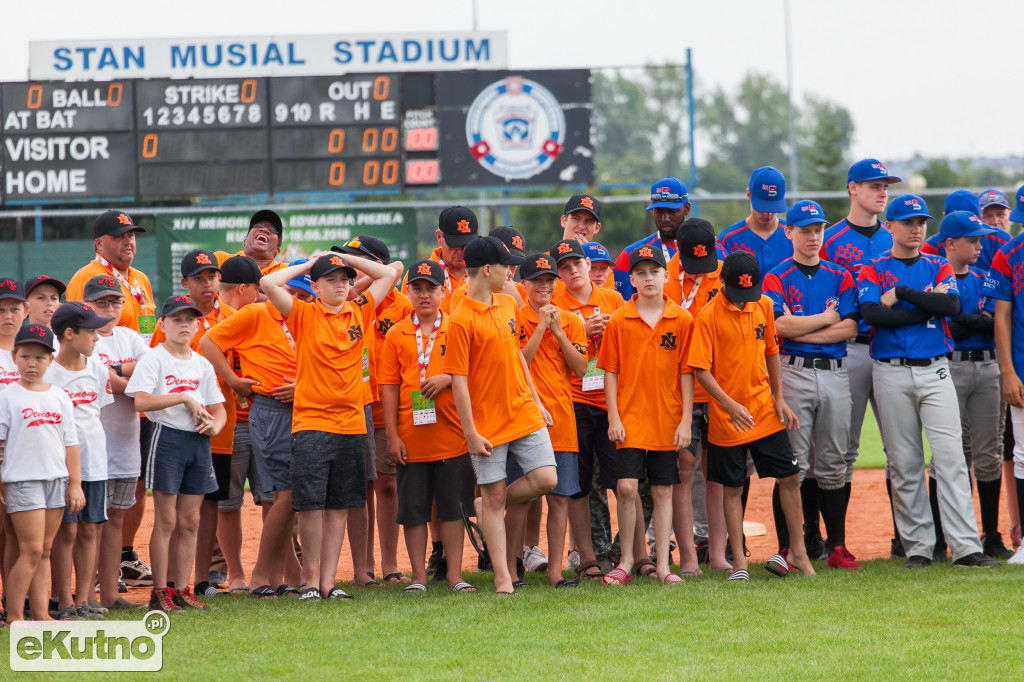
[550, 239, 636, 581]
[513, 254, 588, 586]
[260, 251, 401, 600]
[380, 260, 475, 593]
[443, 236, 557, 594]
[687, 251, 814, 581]
[667, 219, 730, 573]
[598, 245, 694, 585]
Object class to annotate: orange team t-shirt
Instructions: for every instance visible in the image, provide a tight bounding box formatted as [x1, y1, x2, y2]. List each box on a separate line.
[686, 293, 783, 447]
[379, 314, 466, 462]
[449, 279, 526, 313]
[370, 289, 413, 428]
[214, 250, 287, 275]
[151, 299, 238, 454]
[665, 256, 723, 405]
[517, 304, 587, 452]
[287, 292, 375, 435]
[597, 296, 693, 451]
[202, 301, 298, 402]
[551, 284, 625, 410]
[66, 259, 157, 340]
[402, 247, 466, 314]
[442, 292, 544, 446]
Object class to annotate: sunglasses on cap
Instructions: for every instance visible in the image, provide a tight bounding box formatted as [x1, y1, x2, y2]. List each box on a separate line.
[650, 193, 686, 203]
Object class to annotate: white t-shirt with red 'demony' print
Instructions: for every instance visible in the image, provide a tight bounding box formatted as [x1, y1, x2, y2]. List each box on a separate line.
[44, 355, 114, 482]
[0, 349, 18, 388]
[125, 344, 224, 433]
[0, 383, 78, 483]
[96, 328, 149, 478]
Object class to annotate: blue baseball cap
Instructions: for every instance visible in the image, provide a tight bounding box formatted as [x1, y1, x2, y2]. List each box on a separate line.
[1011, 185, 1024, 223]
[885, 195, 933, 222]
[938, 211, 995, 241]
[847, 158, 902, 184]
[943, 189, 981, 217]
[287, 259, 316, 297]
[646, 177, 689, 211]
[785, 200, 828, 227]
[582, 242, 613, 263]
[978, 188, 1010, 211]
[748, 167, 787, 213]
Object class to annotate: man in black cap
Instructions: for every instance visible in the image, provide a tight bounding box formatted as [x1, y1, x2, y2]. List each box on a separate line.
[561, 194, 603, 244]
[215, 210, 287, 275]
[66, 209, 157, 592]
[407, 206, 479, 313]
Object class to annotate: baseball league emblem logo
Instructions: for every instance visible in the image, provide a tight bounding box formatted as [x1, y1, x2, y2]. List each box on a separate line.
[535, 256, 551, 270]
[638, 246, 654, 258]
[457, 219, 471, 234]
[511, 235, 524, 250]
[417, 263, 433, 276]
[330, 256, 345, 266]
[466, 76, 566, 181]
[693, 245, 707, 258]
[99, 276, 117, 288]
[117, 213, 132, 225]
[762, 184, 777, 198]
[0, 279, 15, 291]
[174, 295, 191, 304]
[29, 325, 45, 338]
[579, 196, 594, 210]
[195, 253, 212, 265]
[557, 242, 572, 254]
[738, 274, 753, 288]
[904, 199, 921, 210]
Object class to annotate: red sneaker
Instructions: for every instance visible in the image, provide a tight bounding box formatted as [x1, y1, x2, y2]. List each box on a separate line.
[149, 588, 183, 613]
[826, 545, 862, 570]
[172, 587, 208, 610]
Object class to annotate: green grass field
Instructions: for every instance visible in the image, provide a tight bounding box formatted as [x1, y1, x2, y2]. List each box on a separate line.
[3, 558, 1020, 680]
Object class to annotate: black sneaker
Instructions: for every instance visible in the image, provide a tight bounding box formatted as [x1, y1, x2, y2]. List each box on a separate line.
[426, 545, 444, 576]
[804, 533, 828, 562]
[981, 533, 1013, 559]
[953, 552, 1001, 568]
[902, 555, 931, 569]
[933, 542, 949, 562]
[889, 538, 906, 559]
[695, 541, 710, 565]
[431, 555, 448, 583]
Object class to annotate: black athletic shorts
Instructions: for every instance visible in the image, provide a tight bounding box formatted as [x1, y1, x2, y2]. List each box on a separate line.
[707, 429, 797, 488]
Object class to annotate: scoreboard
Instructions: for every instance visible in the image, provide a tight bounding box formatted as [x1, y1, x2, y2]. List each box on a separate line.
[0, 69, 592, 204]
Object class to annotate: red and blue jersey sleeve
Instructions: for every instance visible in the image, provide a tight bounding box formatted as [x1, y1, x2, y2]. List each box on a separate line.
[954, 268, 996, 352]
[988, 237, 1024, 375]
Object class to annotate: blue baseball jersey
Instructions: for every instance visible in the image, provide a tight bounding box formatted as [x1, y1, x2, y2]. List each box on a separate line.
[821, 219, 893, 334]
[987, 234, 1024, 376]
[613, 232, 675, 300]
[950, 267, 996, 352]
[718, 220, 792, 281]
[858, 253, 959, 360]
[763, 259, 858, 359]
[921, 227, 1011, 272]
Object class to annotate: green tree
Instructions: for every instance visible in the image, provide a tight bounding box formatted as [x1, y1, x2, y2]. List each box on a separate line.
[798, 95, 853, 192]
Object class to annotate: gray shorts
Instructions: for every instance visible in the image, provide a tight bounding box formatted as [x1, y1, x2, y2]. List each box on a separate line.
[220, 420, 270, 512]
[363, 405, 377, 482]
[249, 395, 293, 494]
[5, 478, 69, 514]
[106, 477, 137, 510]
[472, 427, 556, 486]
[291, 430, 366, 511]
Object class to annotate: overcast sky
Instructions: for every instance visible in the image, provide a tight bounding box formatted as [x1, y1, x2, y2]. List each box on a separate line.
[2, 0, 1021, 164]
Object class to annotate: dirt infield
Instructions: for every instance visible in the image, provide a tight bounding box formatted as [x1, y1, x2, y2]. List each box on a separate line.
[122, 467, 1012, 591]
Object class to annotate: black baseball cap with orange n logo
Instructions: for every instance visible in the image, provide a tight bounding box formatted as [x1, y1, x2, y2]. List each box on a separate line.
[94, 210, 146, 239]
[676, 218, 719, 275]
[519, 253, 558, 280]
[438, 206, 479, 248]
[721, 251, 762, 303]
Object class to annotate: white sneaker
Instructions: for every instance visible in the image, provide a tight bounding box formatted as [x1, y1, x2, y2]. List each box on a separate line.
[1008, 543, 1024, 565]
[523, 545, 549, 573]
[567, 549, 580, 572]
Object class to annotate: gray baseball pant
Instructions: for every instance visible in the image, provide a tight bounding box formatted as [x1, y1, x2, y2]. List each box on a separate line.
[781, 356, 851, 491]
[874, 358, 983, 561]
